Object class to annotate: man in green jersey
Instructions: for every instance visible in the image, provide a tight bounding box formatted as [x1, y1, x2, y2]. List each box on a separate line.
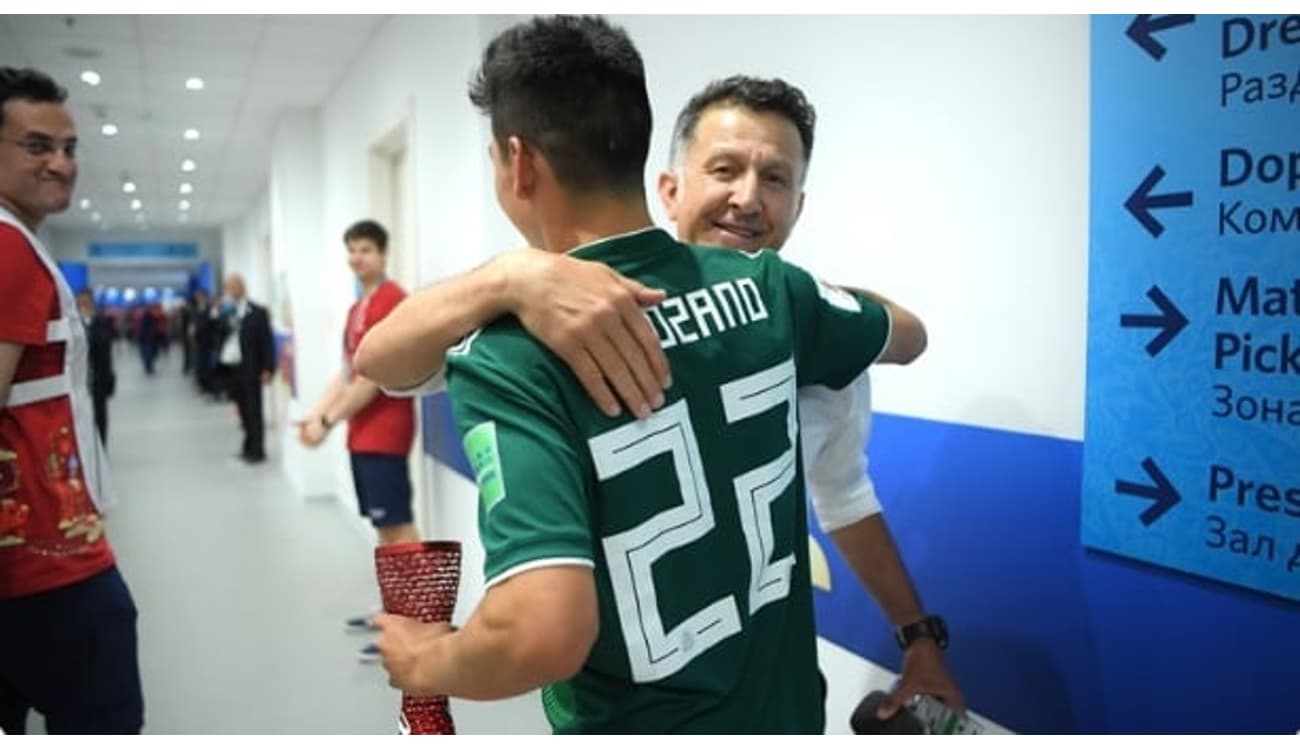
[373, 16, 924, 732]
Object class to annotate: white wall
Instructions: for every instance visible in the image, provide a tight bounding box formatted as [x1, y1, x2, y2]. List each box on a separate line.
[221, 188, 271, 305]
[623, 14, 1089, 442]
[228, 14, 1087, 731]
[266, 111, 341, 502]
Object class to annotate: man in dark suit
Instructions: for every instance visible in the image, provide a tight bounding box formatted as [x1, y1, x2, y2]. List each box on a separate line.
[219, 274, 274, 464]
[75, 289, 115, 444]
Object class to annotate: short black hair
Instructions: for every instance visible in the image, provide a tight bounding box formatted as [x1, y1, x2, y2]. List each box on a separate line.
[670, 76, 816, 176]
[469, 15, 651, 195]
[0, 67, 67, 130]
[343, 219, 388, 252]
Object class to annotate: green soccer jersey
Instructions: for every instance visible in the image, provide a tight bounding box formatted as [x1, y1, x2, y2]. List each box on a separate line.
[447, 227, 890, 733]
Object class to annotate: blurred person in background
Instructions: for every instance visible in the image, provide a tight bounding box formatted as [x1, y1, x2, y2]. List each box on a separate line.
[220, 274, 274, 464]
[75, 289, 115, 445]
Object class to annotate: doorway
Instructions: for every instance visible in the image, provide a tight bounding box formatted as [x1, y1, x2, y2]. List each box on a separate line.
[368, 118, 433, 539]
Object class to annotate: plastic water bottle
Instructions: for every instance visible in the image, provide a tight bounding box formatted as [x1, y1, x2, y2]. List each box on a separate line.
[908, 694, 983, 734]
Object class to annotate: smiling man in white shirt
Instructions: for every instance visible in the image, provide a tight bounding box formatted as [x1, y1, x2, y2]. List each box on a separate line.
[657, 75, 964, 721]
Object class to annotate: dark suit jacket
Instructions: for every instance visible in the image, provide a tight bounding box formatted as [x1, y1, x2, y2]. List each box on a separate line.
[86, 313, 116, 398]
[237, 301, 275, 380]
[197, 306, 226, 358]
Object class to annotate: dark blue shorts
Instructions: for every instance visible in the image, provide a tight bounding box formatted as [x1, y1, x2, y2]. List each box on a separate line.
[0, 566, 144, 734]
[350, 452, 413, 529]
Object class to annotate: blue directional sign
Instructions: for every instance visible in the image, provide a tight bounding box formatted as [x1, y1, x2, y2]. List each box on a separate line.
[1084, 15, 1300, 601]
[88, 242, 198, 260]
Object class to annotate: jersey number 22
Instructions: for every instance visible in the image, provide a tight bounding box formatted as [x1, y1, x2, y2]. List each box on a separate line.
[589, 358, 798, 683]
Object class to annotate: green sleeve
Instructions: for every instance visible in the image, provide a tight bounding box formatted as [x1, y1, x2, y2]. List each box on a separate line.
[448, 341, 593, 587]
[780, 259, 891, 390]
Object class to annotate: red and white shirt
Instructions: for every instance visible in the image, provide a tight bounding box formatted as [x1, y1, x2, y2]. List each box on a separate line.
[344, 279, 414, 456]
[0, 223, 114, 599]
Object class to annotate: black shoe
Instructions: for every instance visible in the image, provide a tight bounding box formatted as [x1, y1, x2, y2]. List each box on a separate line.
[241, 453, 266, 465]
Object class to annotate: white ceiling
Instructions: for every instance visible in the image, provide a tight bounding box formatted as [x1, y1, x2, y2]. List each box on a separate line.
[0, 14, 387, 232]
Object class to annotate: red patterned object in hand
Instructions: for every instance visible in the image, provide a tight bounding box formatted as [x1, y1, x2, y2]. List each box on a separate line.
[374, 541, 462, 735]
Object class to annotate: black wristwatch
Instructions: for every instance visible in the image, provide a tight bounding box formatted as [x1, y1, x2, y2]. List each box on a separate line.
[895, 615, 948, 651]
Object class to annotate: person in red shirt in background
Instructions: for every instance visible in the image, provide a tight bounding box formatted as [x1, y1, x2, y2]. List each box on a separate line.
[298, 219, 417, 662]
[0, 67, 143, 734]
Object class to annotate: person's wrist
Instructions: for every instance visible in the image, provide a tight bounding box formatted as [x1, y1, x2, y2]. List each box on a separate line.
[896, 614, 948, 652]
[423, 626, 459, 695]
[904, 636, 943, 657]
[319, 413, 334, 431]
[490, 251, 527, 315]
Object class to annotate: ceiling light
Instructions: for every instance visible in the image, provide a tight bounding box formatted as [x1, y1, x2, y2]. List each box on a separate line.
[101, 122, 118, 136]
[181, 159, 196, 173]
[179, 183, 193, 195]
[185, 76, 205, 91]
[122, 180, 136, 194]
[91, 211, 102, 222]
[80, 70, 101, 86]
[130, 199, 142, 211]
[179, 200, 191, 211]
[184, 128, 200, 141]
[79, 198, 91, 210]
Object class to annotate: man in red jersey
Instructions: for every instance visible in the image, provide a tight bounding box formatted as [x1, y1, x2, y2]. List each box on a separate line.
[298, 219, 418, 662]
[0, 66, 143, 734]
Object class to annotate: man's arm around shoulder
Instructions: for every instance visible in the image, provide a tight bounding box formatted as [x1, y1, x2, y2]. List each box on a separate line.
[847, 286, 926, 365]
[356, 249, 668, 418]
